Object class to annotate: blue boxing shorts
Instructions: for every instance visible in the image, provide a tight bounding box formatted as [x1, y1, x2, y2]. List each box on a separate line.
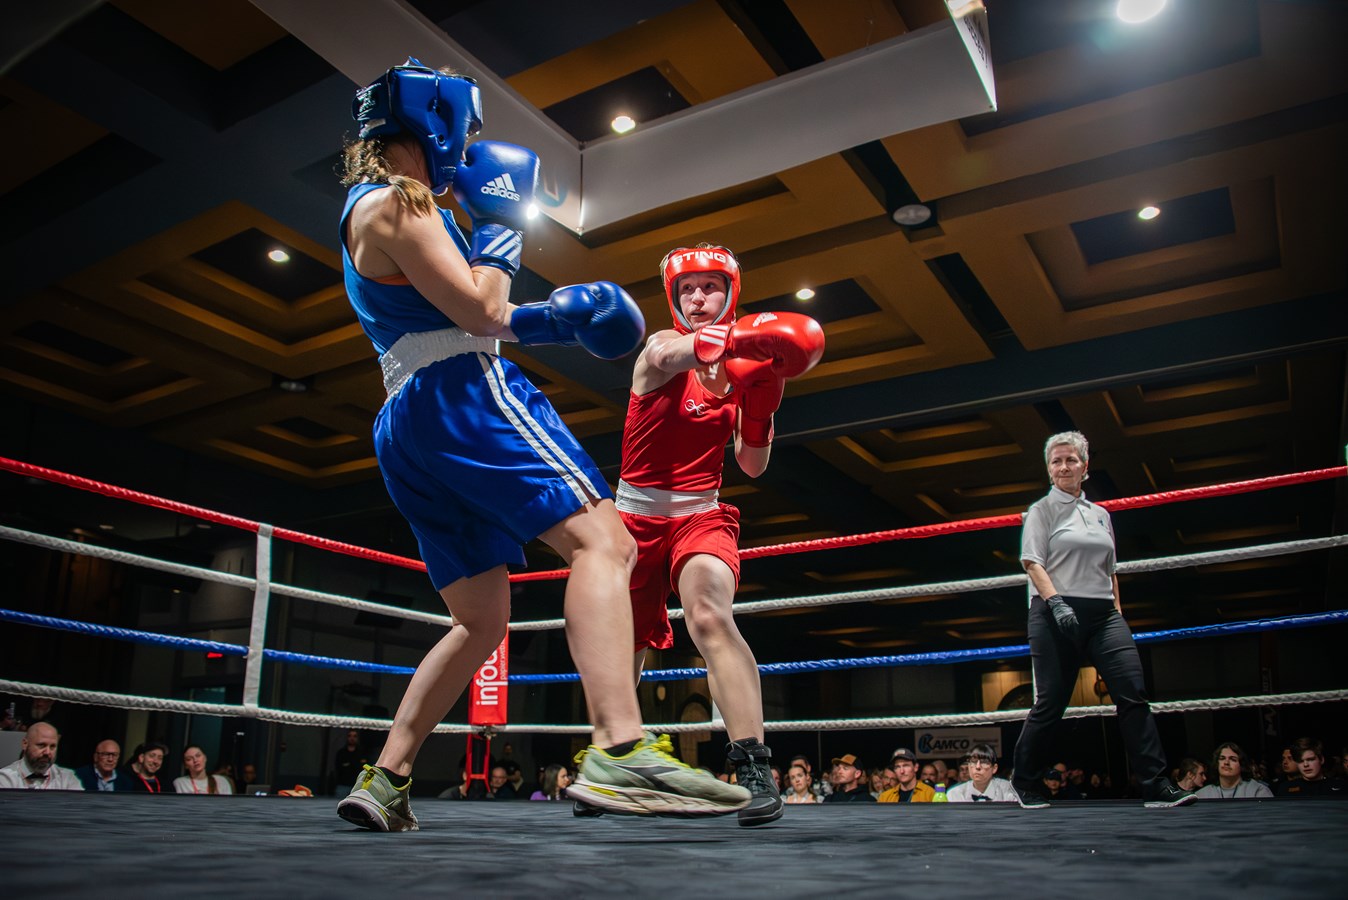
[374, 350, 611, 590]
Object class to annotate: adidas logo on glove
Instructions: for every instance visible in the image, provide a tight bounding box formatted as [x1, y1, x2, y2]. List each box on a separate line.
[480, 173, 521, 202]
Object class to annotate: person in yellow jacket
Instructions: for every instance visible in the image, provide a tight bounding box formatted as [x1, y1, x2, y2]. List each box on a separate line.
[877, 749, 935, 803]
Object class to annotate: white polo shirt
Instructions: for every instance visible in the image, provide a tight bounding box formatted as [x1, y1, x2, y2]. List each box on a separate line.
[1021, 486, 1116, 602]
[947, 777, 1018, 803]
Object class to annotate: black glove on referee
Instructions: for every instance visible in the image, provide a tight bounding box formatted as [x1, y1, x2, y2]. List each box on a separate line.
[1044, 595, 1080, 640]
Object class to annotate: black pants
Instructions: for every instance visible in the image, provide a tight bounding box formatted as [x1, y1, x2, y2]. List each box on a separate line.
[1012, 596, 1168, 790]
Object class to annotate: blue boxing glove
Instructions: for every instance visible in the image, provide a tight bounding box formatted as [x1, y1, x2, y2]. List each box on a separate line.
[451, 140, 539, 277]
[510, 282, 645, 359]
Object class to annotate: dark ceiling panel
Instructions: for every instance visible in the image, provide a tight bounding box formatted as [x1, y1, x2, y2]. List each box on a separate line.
[1070, 187, 1236, 265]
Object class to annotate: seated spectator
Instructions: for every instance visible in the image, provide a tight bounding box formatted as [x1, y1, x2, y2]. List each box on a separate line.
[770, 765, 783, 793]
[1048, 762, 1084, 800]
[1276, 738, 1346, 797]
[1273, 744, 1300, 788]
[947, 744, 1017, 803]
[783, 765, 818, 804]
[332, 729, 367, 794]
[789, 754, 830, 799]
[439, 756, 492, 800]
[931, 759, 949, 786]
[174, 746, 234, 794]
[824, 754, 876, 803]
[1039, 767, 1068, 801]
[125, 742, 169, 793]
[1175, 757, 1207, 793]
[878, 749, 934, 803]
[237, 762, 260, 794]
[868, 767, 887, 798]
[1194, 742, 1272, 800]
[0, 722, 81, 790]
[74, 739, 130, 792]
[919, 763, 938, 787]
[530, 763, 571, 801]
[487, 765, 512, 799]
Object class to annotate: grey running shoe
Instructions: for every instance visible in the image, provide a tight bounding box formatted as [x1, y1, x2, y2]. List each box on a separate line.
[567, 732, 750, 816]
[727, 738, 784, 827]
[338, 764, 419, 832]
[1143, 780, 1197, 809]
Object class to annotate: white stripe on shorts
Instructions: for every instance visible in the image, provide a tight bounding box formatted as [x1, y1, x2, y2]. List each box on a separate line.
[479, 354, 600, 505]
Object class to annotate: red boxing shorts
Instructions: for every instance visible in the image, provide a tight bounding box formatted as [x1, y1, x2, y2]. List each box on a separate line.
[619, 503, 741, 651]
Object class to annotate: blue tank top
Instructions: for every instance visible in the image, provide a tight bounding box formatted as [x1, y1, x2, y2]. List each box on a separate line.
[339, 183, 472, 355]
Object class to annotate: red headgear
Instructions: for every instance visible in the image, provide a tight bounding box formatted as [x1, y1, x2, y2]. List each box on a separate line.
[661, 245, 740, 335]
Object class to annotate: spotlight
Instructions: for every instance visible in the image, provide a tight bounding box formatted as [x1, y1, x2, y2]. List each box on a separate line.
[1116, 0, 1166, 24]
[891, 203, 932, 227]
[1137, 205, 1161, 220]
[611, 115, 636, 134]
[526, 203, 540, 220]
[795, 288, 815, 301]
[268, 249, 290, 263]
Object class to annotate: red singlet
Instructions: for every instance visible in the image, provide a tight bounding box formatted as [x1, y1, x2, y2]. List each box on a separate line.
[620, 370, 735, 491]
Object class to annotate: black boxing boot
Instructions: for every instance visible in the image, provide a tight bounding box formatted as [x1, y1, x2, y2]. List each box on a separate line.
[726, 737, 784, 827]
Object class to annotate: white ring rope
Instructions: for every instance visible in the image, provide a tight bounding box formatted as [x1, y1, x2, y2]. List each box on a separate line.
[1, 679, 1342, 735]
[4, 525, 1342, 632]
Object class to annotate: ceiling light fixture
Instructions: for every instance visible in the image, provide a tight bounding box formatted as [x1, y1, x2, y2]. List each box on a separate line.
[611, 115, 636, 134]
[277, 379, 308, 393]
[525, 203, 539, 220]
[268, 248, 290, 263]
[891, 203, 932, 227]
[1116, 0, 1167, 24]
[795, 288, 815, 301]
[1137, 205, 1161, 220]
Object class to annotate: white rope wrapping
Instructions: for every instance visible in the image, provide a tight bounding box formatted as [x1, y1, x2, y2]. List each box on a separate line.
[242, 524, 273, 713]
[4, 525, 1342, 633]
[2, 679, 1342, 735]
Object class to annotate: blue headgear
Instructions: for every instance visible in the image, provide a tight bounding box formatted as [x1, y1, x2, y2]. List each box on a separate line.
[353, 58, 483, 194]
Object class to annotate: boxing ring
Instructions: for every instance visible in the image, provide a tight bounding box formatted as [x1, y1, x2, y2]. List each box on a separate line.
[1, 455, 1346, 898]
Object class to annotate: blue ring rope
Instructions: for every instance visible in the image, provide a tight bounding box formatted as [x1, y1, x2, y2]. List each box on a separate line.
[4, 607, 1344, 683]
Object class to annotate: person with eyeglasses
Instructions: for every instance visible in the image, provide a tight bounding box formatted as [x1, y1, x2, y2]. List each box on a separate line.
[1193, 743, 1272, 800]
[946, 744, 1016, 802]
[74, 739, 131, 792]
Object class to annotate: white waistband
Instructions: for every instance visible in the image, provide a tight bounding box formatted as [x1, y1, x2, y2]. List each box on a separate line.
[614, 479, 719, 517]
[380, 328, 499, 398]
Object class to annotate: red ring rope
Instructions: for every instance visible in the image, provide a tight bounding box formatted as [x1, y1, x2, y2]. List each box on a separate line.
[2, 456, 1341, 582]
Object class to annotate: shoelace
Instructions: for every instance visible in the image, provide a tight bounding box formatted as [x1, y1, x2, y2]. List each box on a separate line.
[736, 759, 773, 794]
[642, 733, 691, 768]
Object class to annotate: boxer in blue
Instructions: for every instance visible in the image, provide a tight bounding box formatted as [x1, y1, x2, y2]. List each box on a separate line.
[334, 59, 748, 831]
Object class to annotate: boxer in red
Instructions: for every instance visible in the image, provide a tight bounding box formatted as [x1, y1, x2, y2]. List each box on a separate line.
[611, 243, 824, 826]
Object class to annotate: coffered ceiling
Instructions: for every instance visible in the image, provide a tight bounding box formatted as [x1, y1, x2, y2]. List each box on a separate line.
[1, 0, 1344, 661]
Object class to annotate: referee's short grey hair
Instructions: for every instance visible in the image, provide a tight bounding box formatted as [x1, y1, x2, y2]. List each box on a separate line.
[1043, 431, 1089, 465]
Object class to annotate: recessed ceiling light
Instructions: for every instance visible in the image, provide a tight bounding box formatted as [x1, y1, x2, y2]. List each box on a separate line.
[611, 115, 636, 134]
[268, 249, 290, 263]
[97, 523, 115, 531]
[277, 379, 308, 393]
[795, 288, 815, 301]
[1116, 0, 1167, 24]
[1137, 205, 1161, 220]
[891, 203, 932, 227]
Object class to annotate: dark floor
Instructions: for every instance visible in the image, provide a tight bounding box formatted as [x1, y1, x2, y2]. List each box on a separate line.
[1, 792, 1344, 898]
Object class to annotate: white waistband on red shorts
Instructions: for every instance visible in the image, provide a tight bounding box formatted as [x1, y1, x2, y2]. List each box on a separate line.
[380, 328, 499, 398]
[614, 479, 719, 517]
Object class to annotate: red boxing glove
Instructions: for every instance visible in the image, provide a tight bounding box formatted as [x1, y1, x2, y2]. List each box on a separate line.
[714, 312, 825, 377]
[725, 358, 785, 448]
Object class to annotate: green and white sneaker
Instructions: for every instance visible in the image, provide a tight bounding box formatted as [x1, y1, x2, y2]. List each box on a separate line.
[338, 764, 419, 832]
[567, 732, 750, 817]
